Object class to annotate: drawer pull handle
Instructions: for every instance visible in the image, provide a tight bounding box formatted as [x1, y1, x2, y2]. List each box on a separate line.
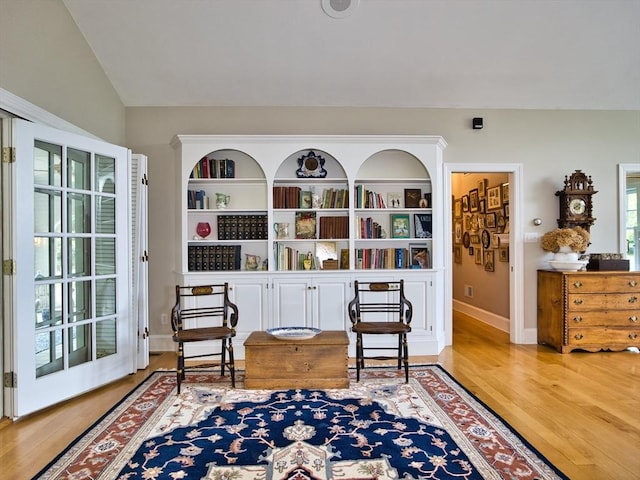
[629, 280, 638, 287]
[573, 299, 583, 305]
[572, 281, 583, 288]
[629, 296, 638, 304]
[574, 333, 584, 340]
[630, 316, 638, 323]
[629, 333, 638, 340]
[573, 316, 583, 323]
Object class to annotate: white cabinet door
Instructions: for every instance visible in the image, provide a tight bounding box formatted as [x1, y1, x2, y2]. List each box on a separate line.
[272, 277, 313, 328]
[315, 277, 350, 330]
[228, 276, 269, 334]
[272, 276, 350, 330]
[403, 277, 432, 333]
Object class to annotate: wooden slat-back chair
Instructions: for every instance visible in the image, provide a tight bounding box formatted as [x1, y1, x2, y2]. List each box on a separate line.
[347, 280, 413, 382]
[171, 283, 238, 393]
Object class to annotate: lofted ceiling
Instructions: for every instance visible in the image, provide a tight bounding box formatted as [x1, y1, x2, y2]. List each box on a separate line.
[62, 0, 640, 110]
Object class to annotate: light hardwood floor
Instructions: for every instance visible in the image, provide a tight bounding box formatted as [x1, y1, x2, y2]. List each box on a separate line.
[1, 313, 638, 479]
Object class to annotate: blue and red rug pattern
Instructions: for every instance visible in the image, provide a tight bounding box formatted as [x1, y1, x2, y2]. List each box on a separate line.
[34, 366, 568, 480]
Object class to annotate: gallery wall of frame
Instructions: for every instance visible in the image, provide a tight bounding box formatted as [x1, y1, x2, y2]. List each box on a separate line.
[451, 172, 510, 319]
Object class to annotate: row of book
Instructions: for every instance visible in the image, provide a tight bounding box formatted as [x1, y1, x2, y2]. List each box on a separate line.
[354, 185, 387, 209]
[355, 247, 431, 269]
[217, 214, 268, 240]
[188, 189, 209, 209]
[188, 245, 242, 271]
[357, 216, 384, 239]
[190, 157, 236, 179]
[272, 186, 349, 209]
[318, 216, 349, 239]
[274, 244, 316, 271]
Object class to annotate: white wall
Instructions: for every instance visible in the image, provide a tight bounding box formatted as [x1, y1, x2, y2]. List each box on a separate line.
[0, 0, 125, 145]
[124, 107, 639, 343]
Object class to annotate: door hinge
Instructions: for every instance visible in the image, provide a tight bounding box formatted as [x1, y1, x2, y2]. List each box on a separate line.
[4, 372, 17, 388]
[141, 250, 149, 262]
[2, 147, 16, 163]
[142, 173, 148, 185]
[3, 259, 16, 275]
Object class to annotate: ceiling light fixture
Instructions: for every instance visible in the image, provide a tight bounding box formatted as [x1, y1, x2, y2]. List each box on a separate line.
[321, 0, 360, 19]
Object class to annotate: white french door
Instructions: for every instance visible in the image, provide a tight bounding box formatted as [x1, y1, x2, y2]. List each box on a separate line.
[2, 119, 136, 418]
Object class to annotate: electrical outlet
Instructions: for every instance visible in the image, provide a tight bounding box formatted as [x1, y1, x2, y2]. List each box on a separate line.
[160, 313, 168, 325]
[464, 285, 474, 298]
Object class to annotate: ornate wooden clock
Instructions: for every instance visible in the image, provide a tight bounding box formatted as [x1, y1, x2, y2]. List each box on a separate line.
[555, 169, 597, 231]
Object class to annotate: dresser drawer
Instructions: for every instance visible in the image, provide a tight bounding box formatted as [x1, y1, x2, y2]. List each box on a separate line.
[567, 327, 640, 346]
[567, 293, 639, 311]
[566, 275, 640, 294]
[566, 310, 640, 327]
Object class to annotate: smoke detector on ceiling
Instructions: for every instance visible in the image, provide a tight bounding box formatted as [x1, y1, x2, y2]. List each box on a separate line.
[321, 0, 360, 19]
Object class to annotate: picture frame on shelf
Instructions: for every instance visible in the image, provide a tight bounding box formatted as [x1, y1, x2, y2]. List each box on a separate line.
[469, 188, 479, 212]
[295, 211, 317, 239]
[404, 188, 421, 208]
[390, 214, 410, 238]
[413, 213, 432, 238]
[387, 192, 402, 208]
[300, 190, 312, 209]
[316, 241, 337, 266]
[409, 244, 430, 269]
[487, 186, 502, 210]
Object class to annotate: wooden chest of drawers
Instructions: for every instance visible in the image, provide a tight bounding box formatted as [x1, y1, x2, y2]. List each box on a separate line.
[537, 270, 639, 353]
[244, 330, 349, 389]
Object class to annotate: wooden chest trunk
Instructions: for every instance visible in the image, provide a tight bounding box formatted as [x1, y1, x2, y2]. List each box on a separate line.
[537, 269, 640, 353]
[244, 330, 349, 389]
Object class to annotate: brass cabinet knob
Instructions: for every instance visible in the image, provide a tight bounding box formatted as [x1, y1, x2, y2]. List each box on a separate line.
[574, 333, 584, 340]
[573, 281, 583, 288]
[629, 280, 638, 287]
[573, 316, 583, 323]
[630, 316, 638, 323]
[629, 333, 638, 340]
[573, 298, 584, 305]
[629, 296, 638, 304]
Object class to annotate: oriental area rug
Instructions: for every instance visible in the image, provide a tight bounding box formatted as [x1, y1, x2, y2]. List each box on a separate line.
[34, 366, 568, 480]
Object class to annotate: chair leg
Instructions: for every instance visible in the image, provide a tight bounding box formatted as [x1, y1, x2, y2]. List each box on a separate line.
[397, 335, 402, 370]
[220, 338, 227, 377]
[355, 333, 363, 382]
[176, 342, 184, 394]
[228, 341, 235, 388]
[402, 334, 409, 383]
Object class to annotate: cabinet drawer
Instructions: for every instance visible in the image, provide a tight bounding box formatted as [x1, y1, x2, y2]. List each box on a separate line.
[567, 293, 639, 311]
[566, 310, 640, 327]
[567, 327, 640, 346]
[566, 275, 640, 294]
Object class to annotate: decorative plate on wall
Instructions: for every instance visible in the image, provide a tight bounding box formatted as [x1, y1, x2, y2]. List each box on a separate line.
[296, 150, 327, 178]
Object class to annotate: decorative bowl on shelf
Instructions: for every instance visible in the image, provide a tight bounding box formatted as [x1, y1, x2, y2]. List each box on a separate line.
[266, 327, 321, 340]
[549, 260, 588, 271]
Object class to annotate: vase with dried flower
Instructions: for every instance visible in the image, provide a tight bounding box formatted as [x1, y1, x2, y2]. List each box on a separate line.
[541, 227, 590, 270]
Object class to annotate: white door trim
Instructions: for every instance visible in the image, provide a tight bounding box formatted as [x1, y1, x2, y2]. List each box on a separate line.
[443, 163, 525, 345]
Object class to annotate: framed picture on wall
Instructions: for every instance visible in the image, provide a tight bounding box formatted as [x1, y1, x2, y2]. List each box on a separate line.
[484, 249, 495, 272]
[469, 188, 479, 212]
[487, 185, 502, 210]
[454, 198, 463, 218]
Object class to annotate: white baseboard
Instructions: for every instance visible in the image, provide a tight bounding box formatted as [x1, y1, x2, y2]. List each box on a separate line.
[453, 300, 509, 333]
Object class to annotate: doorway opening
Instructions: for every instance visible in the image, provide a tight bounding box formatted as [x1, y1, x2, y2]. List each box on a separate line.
[443, 164, 525, 346]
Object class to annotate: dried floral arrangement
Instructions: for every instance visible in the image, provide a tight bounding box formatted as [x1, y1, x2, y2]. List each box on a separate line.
[540, 227, 590, 253]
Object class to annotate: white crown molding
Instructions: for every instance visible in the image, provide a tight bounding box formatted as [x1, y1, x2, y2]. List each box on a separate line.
[0, 87, 98, 139]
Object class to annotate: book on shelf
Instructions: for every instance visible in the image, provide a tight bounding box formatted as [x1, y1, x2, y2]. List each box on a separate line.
[190, 157, 235, 179]
[319, 216, 349, 239]
[353, 247, 410, 269]
[187, 244, 242, 271]
[216, 214, 267, 240]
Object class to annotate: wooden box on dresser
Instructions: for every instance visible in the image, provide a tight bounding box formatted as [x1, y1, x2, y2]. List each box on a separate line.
[537, 269, 640, 353]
